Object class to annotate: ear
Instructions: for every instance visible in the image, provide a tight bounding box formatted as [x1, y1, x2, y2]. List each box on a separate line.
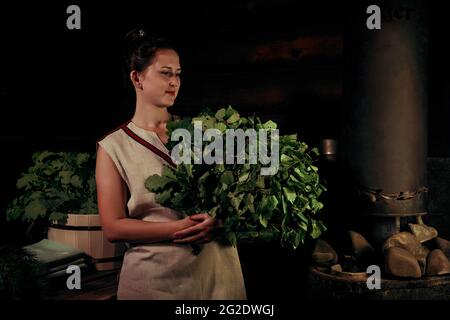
[130, 70, 143, 90]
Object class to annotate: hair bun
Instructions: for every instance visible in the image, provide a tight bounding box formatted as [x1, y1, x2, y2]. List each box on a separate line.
[124, 27, 148, 44]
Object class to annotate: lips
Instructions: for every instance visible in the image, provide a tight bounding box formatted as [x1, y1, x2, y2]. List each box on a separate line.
[166, 91, 176, 96]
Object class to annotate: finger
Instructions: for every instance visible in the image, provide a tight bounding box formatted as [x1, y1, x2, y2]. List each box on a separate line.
[173, 232, 206, 244]
[189, 215, 206, 222]
[189, 213, 209, 220]
[191, 228, 223, 244]
[173, 224, 204, 238]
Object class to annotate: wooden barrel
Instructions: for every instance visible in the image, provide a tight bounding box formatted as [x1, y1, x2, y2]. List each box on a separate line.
[47, 213, 126, 271]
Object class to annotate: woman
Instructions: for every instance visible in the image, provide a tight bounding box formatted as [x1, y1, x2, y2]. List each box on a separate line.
[95, 28, 247, 300]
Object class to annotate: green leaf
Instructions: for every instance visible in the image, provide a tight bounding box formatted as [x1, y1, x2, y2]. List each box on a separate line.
[30, 191, 43, 200]
[263, 120, 277, 130]
[185, 164, 193, 178]
[215, 108, 226, 120]
[267, 195, 279, 212]
[48, 212, 67, 223]
[295, 210, 309, 224]
[228, 232, 237, 247]
[255, 176, 265, 189]
[155, 188, 173, 205]
[238, 172, 249, 183]
[227, 113, 240, 124]
[215, 122, 227, 133]
[172, 192, 186, 207]
[198, 171, 210, 183]
[17, 174, 35, 189]
[231, 194, 243, 211]
[162, 166, 177, 180]
[259, 215, 268, 228]
[310, 220, 327, 239]
[24, 200, 47, 221]
[244, 194, 255, 213]
[225, 106, 237, 119]
[289, 174, 301, 184]
[216, 164, 225, 173]
[59, 171, 73, 185]
[6, 203, 24, 221]
[145, 175, 172, 192]
[281, 154, 293, 163]
[284, 134, 297, 141]
[220, 171, 234, 185]
[283, 187, 297, 203]
[243, 194, 254, 206]
[281, 194, 288, 214]
[70, 175, 83, 188]
[259, 230, 275, 242]
[76, 153, 90, 166]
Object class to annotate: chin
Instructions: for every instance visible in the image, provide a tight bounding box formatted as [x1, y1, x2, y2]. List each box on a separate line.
[165, 101, 176, 108]
[156, 103, 173, 108]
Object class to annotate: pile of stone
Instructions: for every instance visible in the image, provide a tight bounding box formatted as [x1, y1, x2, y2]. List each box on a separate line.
[312, 223, 450, 279]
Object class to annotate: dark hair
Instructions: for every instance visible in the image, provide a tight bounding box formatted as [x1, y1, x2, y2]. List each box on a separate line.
[123, 27, 179, 75]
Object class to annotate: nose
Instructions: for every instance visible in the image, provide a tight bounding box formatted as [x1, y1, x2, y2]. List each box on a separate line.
[169, 75, 180, 89]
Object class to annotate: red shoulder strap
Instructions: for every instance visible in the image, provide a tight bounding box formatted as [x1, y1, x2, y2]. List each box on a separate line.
[120, 121, 177, 169]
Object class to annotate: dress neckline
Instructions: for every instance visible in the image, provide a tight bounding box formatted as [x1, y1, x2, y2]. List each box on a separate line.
[127, 121, 169, 151]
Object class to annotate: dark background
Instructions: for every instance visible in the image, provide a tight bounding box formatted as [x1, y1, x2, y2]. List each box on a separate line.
[1, 0, 450, 299]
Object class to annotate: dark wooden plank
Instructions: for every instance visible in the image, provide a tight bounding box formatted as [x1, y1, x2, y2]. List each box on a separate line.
[49, 268, 120, 300]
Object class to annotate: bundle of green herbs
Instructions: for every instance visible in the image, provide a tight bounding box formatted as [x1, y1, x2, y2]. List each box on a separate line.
[145, 107, 326, 250]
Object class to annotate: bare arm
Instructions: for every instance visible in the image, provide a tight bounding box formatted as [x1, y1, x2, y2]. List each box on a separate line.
[95, 145, 196, 243]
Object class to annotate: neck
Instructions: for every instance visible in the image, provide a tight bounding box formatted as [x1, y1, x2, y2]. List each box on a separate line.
[131, 97, 171, 130]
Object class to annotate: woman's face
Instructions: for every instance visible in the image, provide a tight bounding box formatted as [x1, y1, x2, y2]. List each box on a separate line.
[138, 48, 181, 108]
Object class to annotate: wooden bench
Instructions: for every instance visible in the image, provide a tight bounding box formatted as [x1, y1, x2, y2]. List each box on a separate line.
[48, 268, 120, 300]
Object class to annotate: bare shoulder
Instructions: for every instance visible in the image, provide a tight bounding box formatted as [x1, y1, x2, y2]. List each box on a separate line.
[95, 144, 127, 209]
[96, 144, 121, 179]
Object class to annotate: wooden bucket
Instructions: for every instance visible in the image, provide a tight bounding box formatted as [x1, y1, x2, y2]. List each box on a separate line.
[47, 213, 126, 271]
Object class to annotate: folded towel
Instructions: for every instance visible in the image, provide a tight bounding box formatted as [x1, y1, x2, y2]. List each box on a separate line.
[23, 239, 86, 270]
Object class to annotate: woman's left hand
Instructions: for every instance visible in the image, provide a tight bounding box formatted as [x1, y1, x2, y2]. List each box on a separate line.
[173, 213, 224, 244]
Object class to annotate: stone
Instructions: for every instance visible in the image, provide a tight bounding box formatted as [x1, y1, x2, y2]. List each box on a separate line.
[384, 247, 422, 279]
[316, 266, 330, 273]
[383, 232, 429, 275]
[312, 239, 338, 267]
[435, 237, 450, 261]
[331, 264, 343, 273]
[349, 230, 375, 261]
[312, 252, 335, 265]
[408, 223, 438, 243]
[426, 249, 450, 276]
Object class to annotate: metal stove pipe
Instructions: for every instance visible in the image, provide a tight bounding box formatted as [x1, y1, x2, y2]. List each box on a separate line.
[341, 0, 429, 245]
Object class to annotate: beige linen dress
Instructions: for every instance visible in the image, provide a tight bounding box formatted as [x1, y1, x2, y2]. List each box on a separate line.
[97, 120, 247, 300]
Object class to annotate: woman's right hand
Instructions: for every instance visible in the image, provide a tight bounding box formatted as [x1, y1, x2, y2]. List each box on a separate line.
[172, 216, 201, 240]
[172, 213, 224, 245]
